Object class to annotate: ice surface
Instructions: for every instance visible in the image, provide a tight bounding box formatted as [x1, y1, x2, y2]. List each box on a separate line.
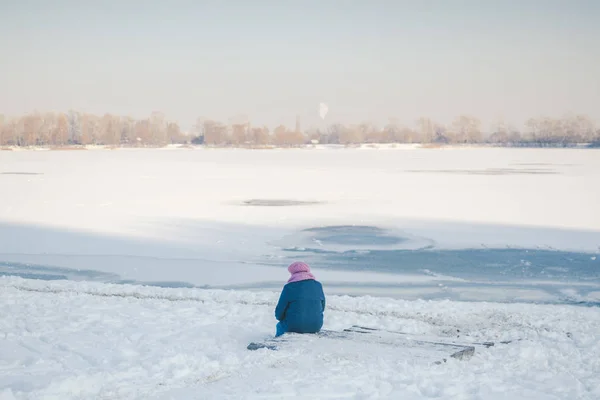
[1, 147, 599, 398]
[1, 147, 599, 303]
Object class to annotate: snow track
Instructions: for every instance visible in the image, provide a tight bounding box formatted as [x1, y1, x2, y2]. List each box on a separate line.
[2, 277, 600, 399]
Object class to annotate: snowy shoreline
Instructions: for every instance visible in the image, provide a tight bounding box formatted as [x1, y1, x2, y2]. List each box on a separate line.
[2, 142, 600, 151]
[2, 276, 600, 399]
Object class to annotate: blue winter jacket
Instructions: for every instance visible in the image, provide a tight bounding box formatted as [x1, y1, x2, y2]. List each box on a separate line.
[275, 279, 326, 333]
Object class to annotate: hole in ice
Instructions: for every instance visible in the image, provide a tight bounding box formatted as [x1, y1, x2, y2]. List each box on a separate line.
[1, 172, 44, 175]
[405, 168, 558, 175]
[242, 199, 323, 207]
[303, 225, 405, 246]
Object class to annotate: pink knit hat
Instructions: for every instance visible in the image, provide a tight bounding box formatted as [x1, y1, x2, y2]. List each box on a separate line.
[287, 261, 316, 283]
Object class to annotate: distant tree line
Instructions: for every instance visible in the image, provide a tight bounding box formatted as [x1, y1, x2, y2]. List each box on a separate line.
[0, 111, 186, 147]
[1, 112, 599, 148]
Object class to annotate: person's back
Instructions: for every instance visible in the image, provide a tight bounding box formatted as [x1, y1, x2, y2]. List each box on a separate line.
[275, 262, 326, 336]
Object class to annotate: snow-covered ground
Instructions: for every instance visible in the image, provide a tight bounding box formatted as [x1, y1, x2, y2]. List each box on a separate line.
[1, 147, 599, 398]
[2, 277, 600, 399]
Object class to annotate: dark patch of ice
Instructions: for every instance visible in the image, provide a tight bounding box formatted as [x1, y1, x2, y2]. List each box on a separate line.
[242, 199, 323, 207]
[1, 172, 44, 175]
[405, 168, 558, 175]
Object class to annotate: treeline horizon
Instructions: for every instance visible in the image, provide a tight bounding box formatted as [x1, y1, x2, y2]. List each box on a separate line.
[1, 111, 599, 148]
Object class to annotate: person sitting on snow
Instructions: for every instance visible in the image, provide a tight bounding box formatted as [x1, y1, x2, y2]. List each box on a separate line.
[274, 261, 326, 337]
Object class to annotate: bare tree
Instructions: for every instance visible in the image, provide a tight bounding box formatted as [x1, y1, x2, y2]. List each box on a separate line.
[203, 120, 218, 144]
[53, 113, 69, 145]
[525, 116, 570, 145]
[100, 114, 121, 145]
[80, 113, 101, 145]
[120, 116, 136, 145]
[135, 119, 151, 145]
[416, 117, 435, 143]
[273, 125, 289, 146]
[148, 111, 167, 145]
[490, 119, 521, 144]
[202, 120, 229, 145]
[360, 122, 380, 143]
[339, 125, 365, 144]
[563, 115, 595, 142]
[273, 125, 304, 146]
[0, 117, 16, 146]
[67, 110, 81, 144]
[448, 115, 482, 143]
[22, 113, 43, 146]
[231, 123, 248, 145]
[323, 124, 341, 144]
[382, 119, 399, 143]
[167, 122, 183, 143]
[250, 126, 270, 146]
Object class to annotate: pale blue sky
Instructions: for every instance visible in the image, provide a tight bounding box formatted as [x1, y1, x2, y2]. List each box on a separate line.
[1, 0, 599, 131]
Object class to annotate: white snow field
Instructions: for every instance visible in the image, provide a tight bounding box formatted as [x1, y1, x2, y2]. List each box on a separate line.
[1, 146, 600, 399]
[1, 277, 600, 399]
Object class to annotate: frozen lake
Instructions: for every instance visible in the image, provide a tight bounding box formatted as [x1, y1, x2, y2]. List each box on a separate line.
[2, 146, 600, 399]
[1, 146, 599, 304]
